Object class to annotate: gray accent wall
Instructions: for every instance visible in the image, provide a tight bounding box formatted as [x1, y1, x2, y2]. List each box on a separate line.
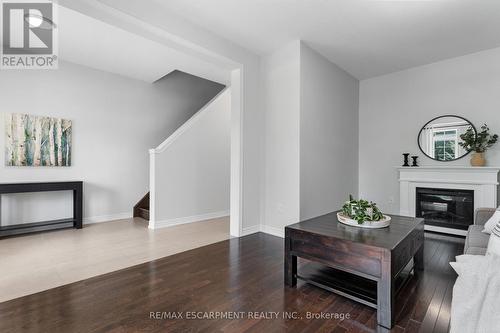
[153, 70, 225, 132]
[261, 41, 360, 233]
[299, 43, 359, 221]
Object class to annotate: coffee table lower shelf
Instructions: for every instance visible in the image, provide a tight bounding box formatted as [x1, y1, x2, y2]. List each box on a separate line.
[297, 261, 414, 310]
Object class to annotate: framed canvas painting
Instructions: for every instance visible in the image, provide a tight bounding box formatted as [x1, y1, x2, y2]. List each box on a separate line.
[5, 113, 72, 166]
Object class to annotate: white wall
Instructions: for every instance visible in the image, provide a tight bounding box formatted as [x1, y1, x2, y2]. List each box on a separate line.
[261, 41, 301, 232]
[0, 61, 223, 224]
[151, 89, 230, 227]
[300, 43, 359, 220]
[61, 0, 265, 235]
[359, 47, 500, 214]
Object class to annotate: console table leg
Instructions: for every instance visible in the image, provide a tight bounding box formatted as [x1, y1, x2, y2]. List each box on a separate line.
[73, 185, 83, 229]
[284, 229, 297, 287]
[377, 251, 394, 329]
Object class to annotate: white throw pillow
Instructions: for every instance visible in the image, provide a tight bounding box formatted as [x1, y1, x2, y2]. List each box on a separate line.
[482, 209, 500, 234]
[486, 220, 500, 257]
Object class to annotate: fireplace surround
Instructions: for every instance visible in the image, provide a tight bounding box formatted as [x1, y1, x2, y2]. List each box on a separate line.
[399, 167, 499, 236]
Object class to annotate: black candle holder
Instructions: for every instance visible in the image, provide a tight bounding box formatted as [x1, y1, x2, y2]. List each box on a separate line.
[411, 156, 419, 167]
[402, 153, 410, 167]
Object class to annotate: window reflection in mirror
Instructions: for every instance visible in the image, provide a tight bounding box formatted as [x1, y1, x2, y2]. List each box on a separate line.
[418, 116, 475, 162]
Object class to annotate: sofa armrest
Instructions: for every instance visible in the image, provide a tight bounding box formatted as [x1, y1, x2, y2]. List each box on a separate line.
[475, 208, 497, 226]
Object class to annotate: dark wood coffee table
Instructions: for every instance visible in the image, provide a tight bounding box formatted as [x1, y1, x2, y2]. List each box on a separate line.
[284, 212, 424, 329]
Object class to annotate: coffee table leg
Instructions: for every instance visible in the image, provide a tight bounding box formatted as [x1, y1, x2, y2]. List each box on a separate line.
[377, 251, 394, 329]
[414, 244, 424, 271]
[285, 253, 297, 287]
[284, 229, 297, 287]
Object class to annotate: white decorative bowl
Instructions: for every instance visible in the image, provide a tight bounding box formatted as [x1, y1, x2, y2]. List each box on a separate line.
[337, 212, 391, 229]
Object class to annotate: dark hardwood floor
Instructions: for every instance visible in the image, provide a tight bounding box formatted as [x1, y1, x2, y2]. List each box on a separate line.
[0, 232, 463, 333]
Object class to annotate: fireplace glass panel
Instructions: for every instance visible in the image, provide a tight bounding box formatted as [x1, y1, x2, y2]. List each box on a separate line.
[416, 187, 474, 230]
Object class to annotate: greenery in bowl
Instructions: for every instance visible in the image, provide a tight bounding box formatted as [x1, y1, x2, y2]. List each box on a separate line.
[341, 195, 384, 224]
[459, 124, 498, 153]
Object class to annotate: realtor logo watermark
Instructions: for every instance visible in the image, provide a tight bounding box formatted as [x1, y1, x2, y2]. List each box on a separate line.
[1, 0, 58, 69]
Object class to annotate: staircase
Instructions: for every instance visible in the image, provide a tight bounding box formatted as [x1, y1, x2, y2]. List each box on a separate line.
[145, 87, 230, 229]
[133, 192, 150, 221]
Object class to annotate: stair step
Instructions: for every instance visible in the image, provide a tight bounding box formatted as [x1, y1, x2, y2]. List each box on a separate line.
[133, 192, 150, 221]
[137, 208, 149, 221]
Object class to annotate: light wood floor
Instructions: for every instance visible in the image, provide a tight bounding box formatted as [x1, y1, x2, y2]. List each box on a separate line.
[0, 216, 229, 302]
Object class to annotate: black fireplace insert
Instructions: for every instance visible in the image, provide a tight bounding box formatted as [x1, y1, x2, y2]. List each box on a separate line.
[415, 187, 474, 230]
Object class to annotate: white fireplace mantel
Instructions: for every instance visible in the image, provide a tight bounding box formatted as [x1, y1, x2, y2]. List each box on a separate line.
[398, 166, 500, 235]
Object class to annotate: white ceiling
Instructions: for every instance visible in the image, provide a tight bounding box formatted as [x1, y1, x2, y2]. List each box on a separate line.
[144, 0, 500, 79]
[58, 5, 229, 83]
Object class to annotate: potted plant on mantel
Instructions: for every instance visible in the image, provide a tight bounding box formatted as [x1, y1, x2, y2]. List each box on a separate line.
[459, 124, 498, 167]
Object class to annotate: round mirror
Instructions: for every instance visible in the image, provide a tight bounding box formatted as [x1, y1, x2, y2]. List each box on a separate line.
[418, 115, 476, 162]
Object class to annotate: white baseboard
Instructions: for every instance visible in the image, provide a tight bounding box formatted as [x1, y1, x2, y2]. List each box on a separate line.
[241, 225, 260, 236]
[149, 212, 285, 238]
[83, 212, 133, 224]
[259, 224, 284, 238]
[424, 225, 467, 236]
[239, 224, 285, 238]
[149, 210, 229, 230]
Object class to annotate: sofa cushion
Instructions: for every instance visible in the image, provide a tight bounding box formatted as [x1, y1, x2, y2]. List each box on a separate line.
[475, 208, 498, 226]
[483, 209, 500, 234]
[465, 246, 487, 255]
[486, 220, 500, 256]
[464, 225, 490, 254]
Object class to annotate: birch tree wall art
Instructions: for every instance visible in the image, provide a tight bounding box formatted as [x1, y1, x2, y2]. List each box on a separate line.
[5, 113, 72, 166]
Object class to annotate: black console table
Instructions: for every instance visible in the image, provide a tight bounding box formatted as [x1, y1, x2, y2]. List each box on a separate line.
[0, 181, 83, 237]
